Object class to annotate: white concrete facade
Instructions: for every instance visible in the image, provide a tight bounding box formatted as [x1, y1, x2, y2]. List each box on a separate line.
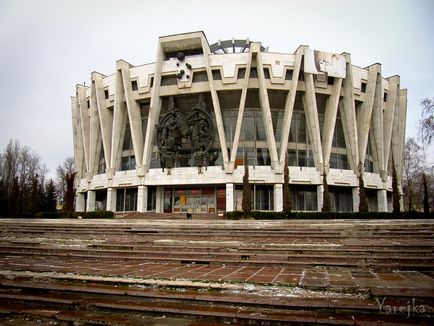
[71, 32, 407, 214]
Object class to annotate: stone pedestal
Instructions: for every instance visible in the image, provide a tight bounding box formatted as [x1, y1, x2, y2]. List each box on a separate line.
[317, 185, 324, 211]
[76, 193, 86, 212]
[107, 188, 116, 212]
[352, 187, 360, 212]
[377, 189, 388, 212]
[137, 186, 148, 212]
[156, 186, 164, 213]
[274, 184, 283, 212]
[226, 183, 234, 212]
[86, 190, 96, 212]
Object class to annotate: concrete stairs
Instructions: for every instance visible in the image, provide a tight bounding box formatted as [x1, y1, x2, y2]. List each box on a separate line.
[0, 218, 433, 324]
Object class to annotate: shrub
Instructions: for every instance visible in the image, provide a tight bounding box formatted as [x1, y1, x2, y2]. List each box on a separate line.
[226, 210, 434, 220]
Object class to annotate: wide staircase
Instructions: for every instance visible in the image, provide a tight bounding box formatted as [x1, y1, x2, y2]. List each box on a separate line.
[0, 218, 433, 325]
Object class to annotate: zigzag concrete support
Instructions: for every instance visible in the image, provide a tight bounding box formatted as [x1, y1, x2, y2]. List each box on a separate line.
[371, 70, 386, 180]
[93, 72, 113, 172]
[322, 77, 343, 168]
[256, 46, 279, 170]
[77, 85, 90, 180]
[358, 64, 380, 167]
[142, 43, 164, 172]
[303, 73, 323, 171]
[118, 61, 144, 175]
[392, 89, 407, 185]
[340, 54, 358, 172]
[110, 70, 128, 176]
[89, 78, 102, 177]
[201, 37, 230, 171]
[71, 96, 85, 180]
[229, 51, 253, 172]
[383, 76, 400, 173]
[278, 47, 303, 164]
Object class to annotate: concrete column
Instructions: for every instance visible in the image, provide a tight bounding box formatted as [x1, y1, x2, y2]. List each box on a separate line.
[274, 184, 283, 212]
[76, 193, 86, 212]
[137, 185, 148, 212]
[86, 190, 96, 212]
[377, 189, 388, 212]
[226, 183, 234, 212]
[107, 188, 117, 212]
[352, 187, 360, 212]
[317, 185, 324, 212]
[156, 186, 164, 213]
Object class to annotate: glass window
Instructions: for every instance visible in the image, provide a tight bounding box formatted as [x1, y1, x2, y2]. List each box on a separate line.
[116, 188, 138, 211]
[121, 155, 135, 171]
[147, 186, 156, 211]
[288, 149, 297, 166]
[256, 148, 270, 166]
[272, 110, 283, 142]
[291, 186, 318, 211]
[122, 123, 133, 151]
[330, 187, 353, 212]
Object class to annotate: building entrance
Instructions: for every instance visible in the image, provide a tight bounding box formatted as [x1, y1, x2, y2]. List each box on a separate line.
[164, 186, 226, 214]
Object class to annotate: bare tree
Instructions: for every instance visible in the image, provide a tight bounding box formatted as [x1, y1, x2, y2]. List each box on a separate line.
[418, 97, 434, 146]
[0, 139, 47, 215]
[403, 138, 425, 211]
[56, 157, 75, 205]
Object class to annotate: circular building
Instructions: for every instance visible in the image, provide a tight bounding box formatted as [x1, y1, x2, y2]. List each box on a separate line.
[72, 31, 407, 214]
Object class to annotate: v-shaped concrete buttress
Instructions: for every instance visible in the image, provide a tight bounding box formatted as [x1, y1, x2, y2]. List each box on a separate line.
[77, 85, 90, 179]
[71, 96, 85, 180]
[382, 76, 400, 175]
[371, 69, 386, 180]
[229, 51, 253, 172]
[92, 72, 113, 172]
[322, 77, 343, 169]
[256, 47, 279, 170]
[357, 64, 380, 167]
[278, 47, 303, 165]
[392, 88, 407, 185]
[118, 60, 144, 174]
[340, 53, 358, 172]
[200, 34, 230, 171]
[89, 77, 103, 177]
[142, 42, 164, 172]
[303, 72, 324, 171]
[110, 69, 128, 174]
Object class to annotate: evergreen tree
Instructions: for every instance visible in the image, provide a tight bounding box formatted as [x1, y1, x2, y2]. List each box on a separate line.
[27, 174, 41, 213]
[63, 172, 76, 212]
[358, 162, 369, 212]
[44, 179, 57, 212]
[8, 177, 19, 216]
[392, 164, 401, 213]
[283, 154, 291, 214]
[423, 173, 430, 214]
[0, 179, 7, 216]
[321, 169, 331, 212]
[241, 153, 251, 215]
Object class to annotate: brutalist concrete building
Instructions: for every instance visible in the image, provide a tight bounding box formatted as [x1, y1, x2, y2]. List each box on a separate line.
[71, 31, 407, 214]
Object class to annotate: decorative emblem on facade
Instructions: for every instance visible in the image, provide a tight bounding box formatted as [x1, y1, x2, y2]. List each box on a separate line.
[156, 95, 217, 169]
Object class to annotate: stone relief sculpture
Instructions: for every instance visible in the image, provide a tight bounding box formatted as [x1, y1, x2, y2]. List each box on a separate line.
[156, 95, 217, 169]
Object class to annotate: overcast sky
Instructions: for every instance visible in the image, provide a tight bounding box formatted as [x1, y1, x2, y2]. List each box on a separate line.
[0, 0, 433, 177]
